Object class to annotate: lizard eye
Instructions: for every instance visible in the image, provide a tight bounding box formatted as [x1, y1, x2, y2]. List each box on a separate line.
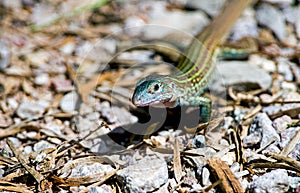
[153, 83, 160, 91]
[147, 82, 161, 94]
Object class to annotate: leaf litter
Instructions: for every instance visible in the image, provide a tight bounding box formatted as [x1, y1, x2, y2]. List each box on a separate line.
[0, 0, 300, 192]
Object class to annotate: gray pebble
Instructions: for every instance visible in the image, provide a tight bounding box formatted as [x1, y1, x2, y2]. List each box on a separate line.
[256, 3, 287, 41]
[247, 113, 280, 148]
[185, 0, 226, 16]
[279, 127, 300, 149]
[231, 9, 258, 40]
[258, 113, 280, 147]
[272, 115, 292, 132]
[117, 157, 168, 193]
[88, 185, 114, 193]
[34, 73, 50, 86]
[0, 40, 10, 70]
[211, 61, 272, 94]
[249, 169, 289, 193]
[17, 100, 49, 119]
[33, 140, 55, 152]
[263, 0, 293, 4]
[144, 2, 209, 39]
[277, 58, 293, 81]
[60, 91, 79, 113]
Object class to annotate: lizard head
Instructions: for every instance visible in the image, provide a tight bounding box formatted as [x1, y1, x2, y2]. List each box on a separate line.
[132, 74, 178, 107]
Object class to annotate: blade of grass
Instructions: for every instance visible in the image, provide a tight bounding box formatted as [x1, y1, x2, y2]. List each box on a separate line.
[30, 0, 110, 32]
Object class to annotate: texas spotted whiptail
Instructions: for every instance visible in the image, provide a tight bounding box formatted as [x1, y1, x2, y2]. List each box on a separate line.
[132, 0, 254, 122]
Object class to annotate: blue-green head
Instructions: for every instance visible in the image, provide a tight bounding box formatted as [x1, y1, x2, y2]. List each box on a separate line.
[132, 74, 178, 107]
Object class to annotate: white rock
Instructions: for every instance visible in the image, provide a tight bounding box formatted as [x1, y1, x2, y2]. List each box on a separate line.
[60, 91, 79, 113]
[34, 73, 50, 85]
[17, 100, 49, 119]
[143, 2, 209, 39]
[256, 4, 287, 41]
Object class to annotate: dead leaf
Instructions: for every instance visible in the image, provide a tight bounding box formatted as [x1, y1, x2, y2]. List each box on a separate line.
[173, 138, 182, 183]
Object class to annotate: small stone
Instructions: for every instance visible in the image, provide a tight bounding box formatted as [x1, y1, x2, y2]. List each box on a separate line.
[221, 152, 235, 165]
[35, 152, 47, 163]
[69, 162, 114, 178]
[191, 135, 206, 148]
[23, 146, 33, 154]
[0, 169, 4, 178]
[124, 16, 146, 37]
[219, 139, 229, 146]
[230, 162, 240, 173]
[283, 7, 299, 23]
[7, 98, 19, 110]
[279, 127, 300, 149]
[262, 143, 281, 154]
[116, 157, 168, 193]
[249, 55, 276, 73]
[27, 131, 38, 139]
[279, 47, 297, 57]
[273, 115, 292, 132]
[263, 0, 293, 4]
[262, 105, 282, 116]
[26, 51, 50, 68]
[0, 40, 10, 70]
[117, 50, 154, 63]
[34, 73, 50, 86]
[223, 117, 234, 130]
[289, 143, 300, 161]
[277, 58, 293, 81]
[211, 61, 272, 94]
[281, 82, 297, 92]
[249, 169, 289, 193]
[231, 9, 259, 40]
[202, 167, 211, 186]
[186, 0, 226, 16]
[144, 1, 209, 39]
[33, 140, 55, 152]
[17, 100, 49, 119]
[51, 78, 73, 92]
[248, 113, 280, 148]
[263, 103, 300, 118]
[259, 113, 280, 147]
[79, 103, 94, 115]
[100, 104, 138, 126]
[60, 41, 76, 55]
[284, 34, 298, 47]
[256, 3, 287, 41]
[289, 176, 300, 189]
[86, 112, 100, 121]
[42, 119, 64, 136]
[74, 116, 99, 132]
[234, 108, 248, 122]
[259, 94, 274, 104]
[290, 63, 300, 84]
[243, 132, 262, 147]
[89, 185, 114, 193]
[8, 137, 21, 147]
[60, 91, 79, 113]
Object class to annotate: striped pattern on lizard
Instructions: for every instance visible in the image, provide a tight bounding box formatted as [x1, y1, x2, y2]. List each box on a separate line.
[132, 0, 254, 122]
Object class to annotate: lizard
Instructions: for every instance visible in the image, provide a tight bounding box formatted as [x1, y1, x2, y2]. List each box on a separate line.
[131, 0, 254, 122]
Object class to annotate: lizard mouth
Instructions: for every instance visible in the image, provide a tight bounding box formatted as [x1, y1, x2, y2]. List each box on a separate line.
[133, 98, 170, 107]
[132, 95, 176, 108]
